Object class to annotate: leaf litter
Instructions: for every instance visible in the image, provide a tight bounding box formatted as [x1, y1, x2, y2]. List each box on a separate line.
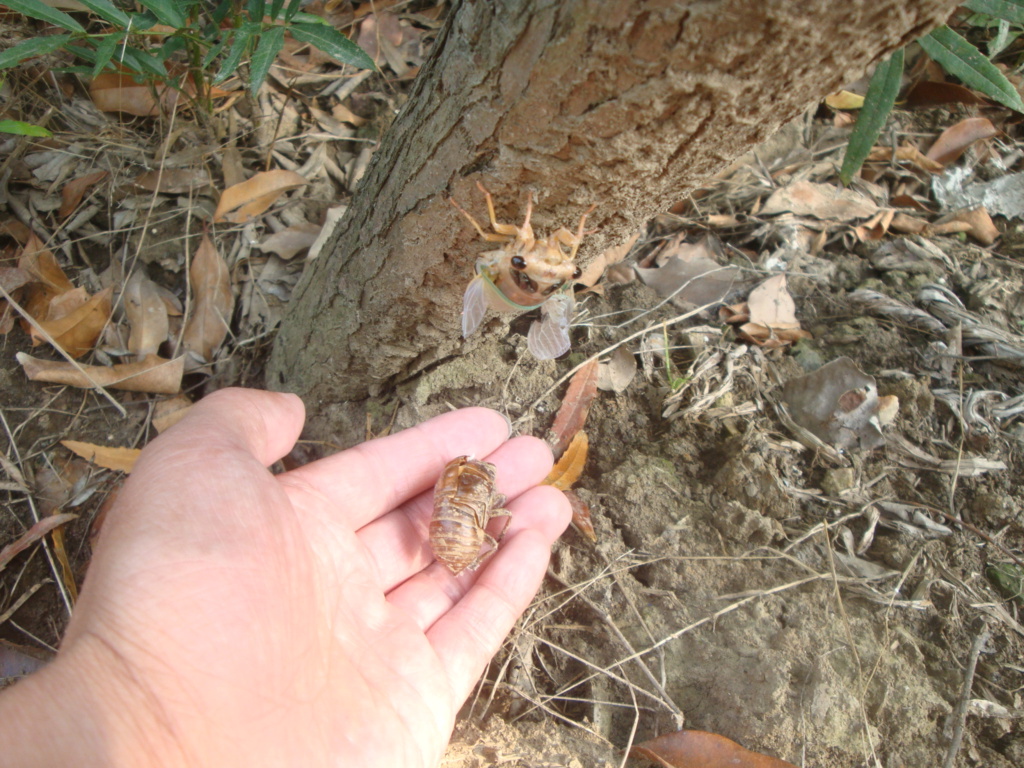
[2, 7, 1024, 768]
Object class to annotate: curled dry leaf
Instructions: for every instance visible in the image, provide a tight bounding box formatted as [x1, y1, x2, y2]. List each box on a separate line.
[598, 346, 638, 393]
[722, 275, 811, 349]
[18, 232, 74, 321]
[866, 145, 945, 174]
[61, 440, 140, 473]
[18, 352, 184, 394]
[926, 117, 999, 166]
[629, 729, 798, 768]
[213, 170, 309, 224]
[256, 223, 322, 260]
[544, 431, 588, 490]
[563, 489, 596, 542]
[181, 234, 233, 367]
[0, 513, 77, 572]
[635, 235, 743, 308]
[548, 359, 599, 457]
[58, 170, 109, 220]
[122, 270, 169, 358]
[927, 207, 999, 245]
[30, 286, 113, 358]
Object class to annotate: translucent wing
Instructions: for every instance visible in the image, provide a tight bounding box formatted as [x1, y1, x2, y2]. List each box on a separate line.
[462, 275, 488, 337]
[527, 293, 574, 360]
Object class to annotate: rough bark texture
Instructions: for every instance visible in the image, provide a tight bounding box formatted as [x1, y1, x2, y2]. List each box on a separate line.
[268, 0, 958, 409]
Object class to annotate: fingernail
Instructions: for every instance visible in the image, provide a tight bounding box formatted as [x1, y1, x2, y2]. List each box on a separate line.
[498, 410, 513, 438]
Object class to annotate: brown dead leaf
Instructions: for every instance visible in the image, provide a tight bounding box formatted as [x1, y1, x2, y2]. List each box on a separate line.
[181, 234, 233, 366]
[635, 234, 744, 308]
[33, 455, 89, 517]
[724, 275, 811, 349]
[19, 232, 73, 294]
[58, 170, 108, 219]
[61, 440, 140, 473]
[926, 117, 1000, 166]
[133, 168, 212, 194]
[0, 513, 77, 572]
[30, 285, 112, 357]
[122, 270, 169, 358]
[256, 223, 322, 260]
[629, 729, 798, 768]
[824, 90, 864, 109]
[761, 180, 878, 221]
[889, 212, 929, 234]
[905, 80, 988, 108]
[597, 347, 638, 393]
[17, 352, 184, 394]
[545, 431, 588, 490]
[0, 218, 33, 244]
[152, 395, 193, 432]
[563, 489, 596, 542]
[853, 208, 895, 242]
[548, 359, 599, 457]
[927, 207, 999, 245]
[213, 170, 309, 223]
[90, 72, 177, 116]
[866, 145, 945, 174]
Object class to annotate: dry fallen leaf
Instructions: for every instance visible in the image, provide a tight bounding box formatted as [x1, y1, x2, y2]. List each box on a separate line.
[635, 234, 744, 308]
[548, 359, 599, 457]
[122, 270, 169, 358]
[30, 285, 113, 357]
[598, 347, 638, 393]
[905, 80, 988, 107]
[563, 489, 596, 542]
[927, 207, 999, 245]
[925, 117, 999, 166]
[61, 440, 140, 473]
[724, 274, 811, 349]
[256, 223, 322, 260]
[18, 232, 74, 322]
[18, 352, 184, 394]
[181, 234, 233, 367]
[152, 395, 193, 432]
[825, 90, 864, 109]
[213, 170, 309, 223]
[0, 513, 77, 572]
[90, 72, 177, 116]
[866, 145, 945, 174]
[761, 180, 878, 221]
[545, 431, 588, 490]
[58, 170, 109, 220]
[133, 168, 212, 194]
[629, 729, 798, 768]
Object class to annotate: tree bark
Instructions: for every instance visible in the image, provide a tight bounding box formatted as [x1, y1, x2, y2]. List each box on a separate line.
[268, 0, 958, 408]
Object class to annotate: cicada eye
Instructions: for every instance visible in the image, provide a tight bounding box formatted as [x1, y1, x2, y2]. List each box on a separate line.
[572, 266, 582, 279]
[511, 255, 527, 270]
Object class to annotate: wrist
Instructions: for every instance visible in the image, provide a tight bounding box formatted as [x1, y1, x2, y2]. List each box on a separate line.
[0, 637, 191, 768]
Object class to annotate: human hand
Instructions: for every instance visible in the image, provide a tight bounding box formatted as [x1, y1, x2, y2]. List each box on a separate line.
[0, 388, 570, 768]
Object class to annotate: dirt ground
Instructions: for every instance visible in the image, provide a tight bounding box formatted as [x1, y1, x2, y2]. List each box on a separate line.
[3, 24, 1024, 768]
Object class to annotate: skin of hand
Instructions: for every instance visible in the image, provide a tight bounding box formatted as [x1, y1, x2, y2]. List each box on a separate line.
[0, 388, 571, 768]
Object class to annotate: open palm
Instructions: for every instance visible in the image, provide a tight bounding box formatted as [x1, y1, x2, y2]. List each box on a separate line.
[13, 389, 569, 768]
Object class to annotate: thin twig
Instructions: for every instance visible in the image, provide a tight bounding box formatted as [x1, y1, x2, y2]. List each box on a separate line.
[942, 624, 991, 768]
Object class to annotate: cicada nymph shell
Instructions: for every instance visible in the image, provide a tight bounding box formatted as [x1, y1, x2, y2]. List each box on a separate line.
[430, 456, 511, 575]
[450, 182, 596, 360]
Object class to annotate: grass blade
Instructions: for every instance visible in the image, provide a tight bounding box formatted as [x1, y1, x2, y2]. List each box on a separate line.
[839, 48, 903, 185]
[0, 35, 74, 69]
[1, 0, 84, 32]
[0, 120, 52, 137]
[289, 21, 376, 70]
[964, 0, 1024, 23]
[919, 25, 1024, 111]
[75, 0, 132, 27]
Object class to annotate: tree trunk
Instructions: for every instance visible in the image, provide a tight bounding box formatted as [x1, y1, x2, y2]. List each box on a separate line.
[268, 0, 957, 409]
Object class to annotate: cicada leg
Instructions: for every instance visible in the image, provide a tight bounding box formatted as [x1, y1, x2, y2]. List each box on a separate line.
[462, 274, 489, 337]
[527, 292, 575, 360]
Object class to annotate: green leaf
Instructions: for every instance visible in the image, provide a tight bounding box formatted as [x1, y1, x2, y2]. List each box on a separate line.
[919, 26, 1024, 112]
[269, 0, 286, 20]
[839, 48, 903, 186]
[246, 0, 265, 21]
[118, 45, 168, 78]
[964, 0, 1024, 23]
[0, 119, 52, 137]
[214, 23, 258, 85]
[202, 35, 230, 69]
[0, 35, 74, 69]
[289, 22, 376, 70]
[987, 563, 1023, 604]
[138, 0, 188, 29]
[75, 0, 132, 27]
[91, 32, 124, 78]
[284, 0, 304, 22]
[1, 0, 84, 32]
[249, 24, 285, 95]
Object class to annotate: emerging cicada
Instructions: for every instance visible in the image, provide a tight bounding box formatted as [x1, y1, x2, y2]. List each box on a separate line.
[450, 182, 596, 360]
[429, 455, 511, 575]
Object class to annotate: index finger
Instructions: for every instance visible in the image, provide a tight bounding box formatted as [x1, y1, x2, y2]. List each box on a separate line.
[279, 407, 510, 530]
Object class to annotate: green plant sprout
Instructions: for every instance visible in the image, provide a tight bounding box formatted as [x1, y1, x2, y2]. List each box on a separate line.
[0, 0, 375, 111]
[662, 327, 690, 393]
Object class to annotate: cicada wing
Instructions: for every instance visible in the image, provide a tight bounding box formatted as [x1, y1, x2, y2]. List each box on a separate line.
[462, 275, 488, 337]
[527, 293, 574, 360]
